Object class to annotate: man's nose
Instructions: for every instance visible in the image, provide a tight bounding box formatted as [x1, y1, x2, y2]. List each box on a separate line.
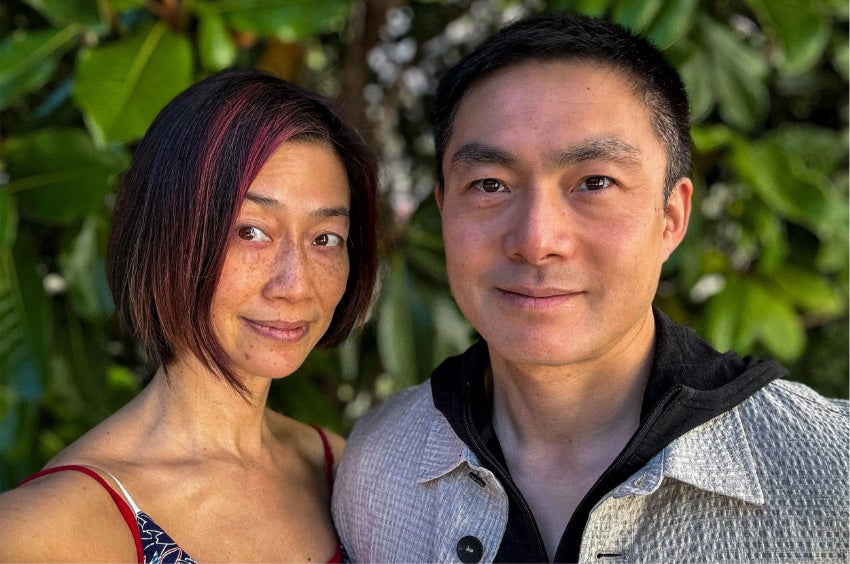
[503, 189, 574, 265]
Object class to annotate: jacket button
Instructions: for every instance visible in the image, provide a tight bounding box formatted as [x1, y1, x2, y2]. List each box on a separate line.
[456, 535, 484, 563]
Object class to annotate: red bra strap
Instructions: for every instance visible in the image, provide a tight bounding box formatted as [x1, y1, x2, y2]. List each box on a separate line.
[20, 465, 144, 563]
[310, 425, 335, 491]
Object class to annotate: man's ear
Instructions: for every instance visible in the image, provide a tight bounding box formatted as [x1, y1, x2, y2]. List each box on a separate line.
[434, 182, 444, 213]
[662, 177, 692, 260]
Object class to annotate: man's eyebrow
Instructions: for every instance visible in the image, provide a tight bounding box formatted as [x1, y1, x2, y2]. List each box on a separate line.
[244, 192, 349, 219]
[448, 138, 641, 172]
[449, 143, 517, 169]
[554, 137, 641, 167]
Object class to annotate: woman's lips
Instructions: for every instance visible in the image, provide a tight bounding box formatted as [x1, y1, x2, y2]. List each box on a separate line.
[242, 318, 310, 342]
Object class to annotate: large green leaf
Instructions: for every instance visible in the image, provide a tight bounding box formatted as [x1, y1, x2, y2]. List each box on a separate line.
[645, 0, 698, 49]
[738, 280, 805, 361]
[4, 129, 127, 225]
[833, 33, 849, 81]
[678, 50, 714, 122]
[704, 275, 806, 361]
[611, 0, 662, 33]
[0, 26, 80, 110]
[815, 197, 849, 273]
[750, 205, 787, 274]
[196, 8, 238, 71]
[46, 300, 121, 426]
[73, 22, 193, 145]
[0, 236, 51, 399]
[0, 251, 26, 383]
[209, 0, 351, 41]
[0, 400, 40, 489]
[729, 137, 840, 236]
[59, 215, 114, 321]
[269, 363, 345, 429]
[551, 0, 612, 18]
[22, 0, 102, 28]
[769, 265, 846, 317]
[429, 295, 472, 368]
[745, 0, 831, 75]
[402, 211, 448, 284]
[768, 125, 847, 178]
[104, 0, 146, 12]
[690, 124, 737, 152]
[0, 190, 17, 249]
[701, 18, 769, 131]
[704, 275, 744, 353]
[376, 255, 418, 392]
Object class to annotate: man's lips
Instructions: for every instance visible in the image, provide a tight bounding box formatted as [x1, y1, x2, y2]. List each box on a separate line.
[495, 286, 583, 308]
[497, 285, 581, 298]
[242, 318, 310, 342]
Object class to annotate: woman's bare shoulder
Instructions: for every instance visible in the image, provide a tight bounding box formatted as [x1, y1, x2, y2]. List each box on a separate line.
[264, 410, 345, 470]
[321, 427, 346, 468]
[0, 468, 138, 561]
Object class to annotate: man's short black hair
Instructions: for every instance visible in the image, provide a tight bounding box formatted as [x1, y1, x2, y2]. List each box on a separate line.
[433, 11, 691, 203]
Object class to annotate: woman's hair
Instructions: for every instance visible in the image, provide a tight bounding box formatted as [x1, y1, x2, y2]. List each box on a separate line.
[107, 69, 379, 395]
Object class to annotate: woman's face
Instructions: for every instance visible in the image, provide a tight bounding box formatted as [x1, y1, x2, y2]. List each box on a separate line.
[209, 141, 351, 382]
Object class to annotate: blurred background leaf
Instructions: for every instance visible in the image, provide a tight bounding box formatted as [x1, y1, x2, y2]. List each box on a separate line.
[73, 22, 194, 145]
[0, 25, 79, 109]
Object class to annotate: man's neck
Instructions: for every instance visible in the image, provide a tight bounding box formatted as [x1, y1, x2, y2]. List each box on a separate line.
[487, 312, 656, 558]
[490, 357, 651, 454]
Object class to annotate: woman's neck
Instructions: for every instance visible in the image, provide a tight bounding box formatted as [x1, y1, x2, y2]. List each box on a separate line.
[129, 356, 276, 460]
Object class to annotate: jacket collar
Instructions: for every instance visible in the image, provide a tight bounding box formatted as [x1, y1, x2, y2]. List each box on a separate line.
[417, 408, 481, 484]
[420, 383, 767, 505]
[610, 405, 765, 505]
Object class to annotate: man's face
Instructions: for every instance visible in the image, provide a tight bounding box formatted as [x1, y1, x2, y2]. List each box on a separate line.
[437, 61, 691, 372]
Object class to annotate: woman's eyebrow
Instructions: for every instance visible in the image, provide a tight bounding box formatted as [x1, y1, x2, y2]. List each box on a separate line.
[313, 206, 350, 220]
[245, 192, 349, 219]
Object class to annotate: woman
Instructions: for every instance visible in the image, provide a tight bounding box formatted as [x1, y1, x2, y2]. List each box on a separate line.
[0, 69, 378, 562]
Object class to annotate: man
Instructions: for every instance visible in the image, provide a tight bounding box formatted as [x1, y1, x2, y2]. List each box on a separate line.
[333, 12, 848, 563]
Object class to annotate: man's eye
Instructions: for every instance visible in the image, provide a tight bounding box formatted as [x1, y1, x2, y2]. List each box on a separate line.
[237, 226, 270, 241]
[314, 233, 344, 247]
[577, 176, 612, 191]
[471, 178, 508, 193]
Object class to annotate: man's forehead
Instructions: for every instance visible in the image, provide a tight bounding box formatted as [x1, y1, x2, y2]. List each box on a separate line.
[442, 60, 658, 166]
[460, 58, 630, 99]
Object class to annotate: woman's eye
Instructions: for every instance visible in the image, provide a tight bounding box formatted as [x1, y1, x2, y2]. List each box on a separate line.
[577, 176, 612, 191]
[237, 226, 271, 241]
[314, 233, 344, 247]
[471, 178, 508, 193]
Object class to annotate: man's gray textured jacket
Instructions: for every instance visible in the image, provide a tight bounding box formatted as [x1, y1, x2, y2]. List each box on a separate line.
[333, 310, 849, 563]
[334, 377, 848, 562]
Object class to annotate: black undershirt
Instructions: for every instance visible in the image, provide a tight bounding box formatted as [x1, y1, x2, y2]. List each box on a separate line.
[432, 308, 784, 562]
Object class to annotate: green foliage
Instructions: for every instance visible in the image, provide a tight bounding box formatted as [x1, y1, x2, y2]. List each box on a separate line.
[0, 0, 847, 489]
[5, 129, 127, 223]
[0, 25, 79, 109]
[74, 22, 194, 145]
